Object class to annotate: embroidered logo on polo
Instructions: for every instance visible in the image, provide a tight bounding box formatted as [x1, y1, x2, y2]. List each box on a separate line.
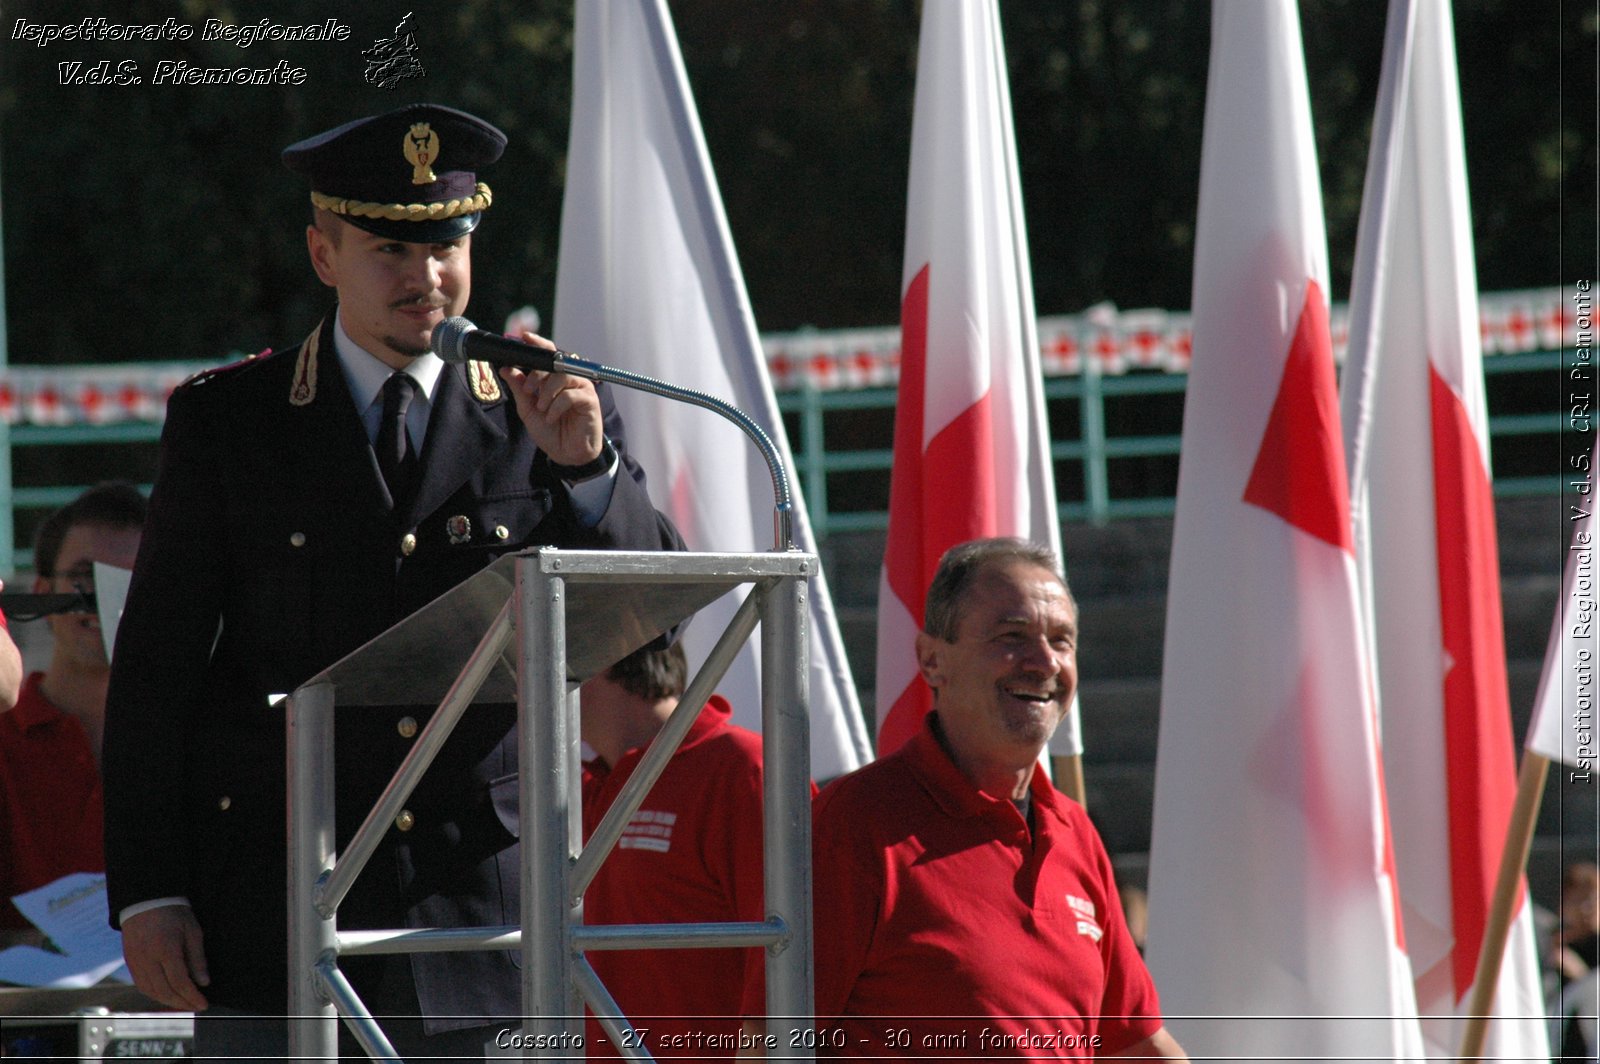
[619, 809, 676, 852]
[1066, 893, 1104, 943]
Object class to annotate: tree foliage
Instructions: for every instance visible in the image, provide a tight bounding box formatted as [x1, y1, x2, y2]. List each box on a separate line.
[0, 0, 1590, 364]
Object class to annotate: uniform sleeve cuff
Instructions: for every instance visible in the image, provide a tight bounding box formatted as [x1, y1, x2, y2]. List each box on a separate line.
[119, 897, 192, 925]
[562, 445, 621, 528]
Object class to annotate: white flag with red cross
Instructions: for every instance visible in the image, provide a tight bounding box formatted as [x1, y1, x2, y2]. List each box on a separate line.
[1145, 3, 1425, 1058]
[1338, 0, 1549, 1055]
[875, 0, 1074, 760]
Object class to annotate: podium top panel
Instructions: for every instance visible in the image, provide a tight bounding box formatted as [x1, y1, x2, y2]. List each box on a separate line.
[0, 982, 173, 1017]
[297, 549, 815, 706]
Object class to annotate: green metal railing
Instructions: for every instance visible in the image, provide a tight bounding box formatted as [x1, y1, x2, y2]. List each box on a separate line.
[777, 348, 1567, 537]
[0, 349, 1569, 572]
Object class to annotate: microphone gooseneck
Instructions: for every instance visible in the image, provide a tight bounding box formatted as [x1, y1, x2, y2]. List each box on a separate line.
[431, 317, 795, 550]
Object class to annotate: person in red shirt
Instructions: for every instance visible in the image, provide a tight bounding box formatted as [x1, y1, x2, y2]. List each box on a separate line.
[0, 482, 145, 933]
[748, 538, 1186, 1061]
[581, 642, 795, 1060]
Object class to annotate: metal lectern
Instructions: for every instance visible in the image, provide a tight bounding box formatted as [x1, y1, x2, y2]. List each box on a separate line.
[285, 548, 815, 1062]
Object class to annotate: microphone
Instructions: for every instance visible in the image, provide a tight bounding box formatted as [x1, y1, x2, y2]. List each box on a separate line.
[431, 317, 572, 375]
[0, 591, 96, 621]
[429, 316, 799, 549]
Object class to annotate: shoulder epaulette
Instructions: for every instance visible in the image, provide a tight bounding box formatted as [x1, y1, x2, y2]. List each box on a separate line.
[179, 349, 272, 390]
[467, 359, 502, 402]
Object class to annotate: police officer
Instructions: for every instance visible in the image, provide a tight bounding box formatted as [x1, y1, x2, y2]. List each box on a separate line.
[102, 103, 683, 1060]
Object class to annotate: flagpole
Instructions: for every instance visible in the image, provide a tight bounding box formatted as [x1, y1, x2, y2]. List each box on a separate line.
[1340, 0, 1418, 494]
[1457, 751, 1552, 1061]
[1340, 0, 1417, 697]
[1051, 755, 1086, 806]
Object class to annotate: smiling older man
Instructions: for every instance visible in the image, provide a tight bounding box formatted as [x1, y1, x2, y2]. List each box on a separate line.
[800, 538, 1186, 1061]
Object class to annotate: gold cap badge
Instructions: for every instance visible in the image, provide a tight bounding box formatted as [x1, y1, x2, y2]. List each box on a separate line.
[403, 123, 439, 185]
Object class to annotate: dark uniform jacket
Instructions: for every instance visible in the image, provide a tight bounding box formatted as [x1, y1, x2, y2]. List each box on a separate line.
[102, 314, 684, 1025]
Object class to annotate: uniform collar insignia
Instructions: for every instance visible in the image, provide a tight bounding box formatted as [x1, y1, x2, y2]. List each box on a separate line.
[468, 358, 501, 402]
[289, 323, 322, 406]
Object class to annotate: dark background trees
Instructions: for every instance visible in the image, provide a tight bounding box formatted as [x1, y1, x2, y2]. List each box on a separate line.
[0, 0, 1590, 363]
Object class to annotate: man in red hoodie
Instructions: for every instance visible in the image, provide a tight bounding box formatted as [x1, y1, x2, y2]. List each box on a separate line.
[581, 643, 793, 1059]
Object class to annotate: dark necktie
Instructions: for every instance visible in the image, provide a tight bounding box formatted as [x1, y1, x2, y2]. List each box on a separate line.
[377, 372, 418, 507]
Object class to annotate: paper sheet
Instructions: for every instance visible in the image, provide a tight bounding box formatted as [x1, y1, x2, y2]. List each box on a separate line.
[0, 873, 131, 988]
[94, 561, 134, 662]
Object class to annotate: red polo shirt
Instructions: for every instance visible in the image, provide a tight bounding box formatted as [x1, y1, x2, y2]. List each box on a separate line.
[582, 694, 774, 1059]
[807, 713, 1162, 1059]
[0, 672, 104, 929]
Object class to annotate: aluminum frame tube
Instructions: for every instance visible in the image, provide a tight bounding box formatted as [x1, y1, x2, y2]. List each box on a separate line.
[760, 573, 813, 1057]
[318, 957, 404, 1063]
[286, 681, 340, 1062]
[338, 925, 522, 956]
[519, 556, 584, 1058]
[572, 954, 652, 1064]
[573, 920, 780, 951]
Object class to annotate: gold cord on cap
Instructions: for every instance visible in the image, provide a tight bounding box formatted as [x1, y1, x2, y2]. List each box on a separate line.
[310, 183, 492, 223]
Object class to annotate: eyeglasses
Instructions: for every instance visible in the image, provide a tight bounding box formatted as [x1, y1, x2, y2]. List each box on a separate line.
[43, 565, 101, 616]
[54, 564, 97, 595]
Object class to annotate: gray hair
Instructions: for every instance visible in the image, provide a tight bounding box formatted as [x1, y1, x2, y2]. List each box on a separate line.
[922, 537, 1070, 642]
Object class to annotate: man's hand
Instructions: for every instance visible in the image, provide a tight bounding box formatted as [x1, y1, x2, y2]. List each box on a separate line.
[121, 905, 210, 1011]
[496, 331, 605, 469]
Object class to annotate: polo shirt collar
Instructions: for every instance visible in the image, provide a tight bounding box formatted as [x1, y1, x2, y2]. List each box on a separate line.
[602, 693, 734, 775]
[901, 711, 1065, 826]
[331, 311, 445, 412]
[8, 672, 60, 732]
